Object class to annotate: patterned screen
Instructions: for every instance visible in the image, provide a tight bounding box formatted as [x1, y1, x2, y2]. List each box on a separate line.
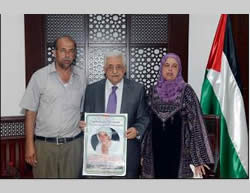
[129, 47, 167, 93]
[45, 14, 168, 91]
[89, 14, 127, 43]
[47, 45, 54, 64]
[130, 14, 168, 44]
[47, 14, 86, 44]
[1, 120, 24, 137]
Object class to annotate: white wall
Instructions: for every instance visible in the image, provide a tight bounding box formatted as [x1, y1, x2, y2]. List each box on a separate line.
[188, 14, 220, 99]
[1, 14, 25, 116]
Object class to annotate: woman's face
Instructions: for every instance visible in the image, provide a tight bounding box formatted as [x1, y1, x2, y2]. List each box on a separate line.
[98, 131, 111, 144]
[162, 57, 179, 81]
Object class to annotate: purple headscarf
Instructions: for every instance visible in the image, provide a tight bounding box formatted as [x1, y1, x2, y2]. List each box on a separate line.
[155, 53, 186, 103]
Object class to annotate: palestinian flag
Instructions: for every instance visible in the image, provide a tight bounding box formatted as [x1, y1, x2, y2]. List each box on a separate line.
[200, 14, 248, 178]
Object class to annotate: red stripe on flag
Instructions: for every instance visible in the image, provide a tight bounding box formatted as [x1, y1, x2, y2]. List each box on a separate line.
[206, 14, 227, 72]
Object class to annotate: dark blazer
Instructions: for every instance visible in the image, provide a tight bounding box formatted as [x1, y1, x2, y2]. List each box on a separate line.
[82, 78, 150, 178]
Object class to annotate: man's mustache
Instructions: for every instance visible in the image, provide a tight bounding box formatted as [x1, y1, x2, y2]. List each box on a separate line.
[63, 58, 72, 61]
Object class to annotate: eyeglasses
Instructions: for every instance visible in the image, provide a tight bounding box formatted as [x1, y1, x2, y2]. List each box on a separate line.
[106, 65, 125, 71]
[58, 49, 76, 55]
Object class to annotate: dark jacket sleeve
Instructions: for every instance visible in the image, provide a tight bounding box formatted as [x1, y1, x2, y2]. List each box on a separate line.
[131, 85, 150, 140]
[81, 85, 91, 120]
[140, 87, 155, 178]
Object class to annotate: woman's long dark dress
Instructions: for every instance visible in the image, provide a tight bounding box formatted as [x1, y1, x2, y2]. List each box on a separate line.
[152, 112, 182, 178]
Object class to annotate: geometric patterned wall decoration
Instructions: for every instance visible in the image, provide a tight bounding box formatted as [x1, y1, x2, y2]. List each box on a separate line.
[47, 45, 55, 65]
[88, 47, 126, 84]
[75, 46, 86, 67]
[130, 14, 168, 44]
[89, 14, 127, 43]
[47, 14, 86, 45]
[45, 14, 168, 91]
[0, 119, 25, 137]
[129, 47, 167, 94]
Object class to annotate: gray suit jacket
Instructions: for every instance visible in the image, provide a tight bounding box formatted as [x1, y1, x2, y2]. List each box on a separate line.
[82, 78, 150, 177]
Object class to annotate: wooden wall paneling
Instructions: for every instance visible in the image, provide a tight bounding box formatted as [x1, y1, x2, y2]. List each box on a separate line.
[0, 136, 32, 178]
[0, 143, 7, 176]
[203, 114, 220, 178]
[168, 14, 189, 82]
[9, 141, 16, 168]
[18, 138, 25, 177]
[1, 117, 32, 178]
[24, 14, 46, 86]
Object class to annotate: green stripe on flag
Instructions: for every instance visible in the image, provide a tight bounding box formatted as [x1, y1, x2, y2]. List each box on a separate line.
[201, 77, 248, 178]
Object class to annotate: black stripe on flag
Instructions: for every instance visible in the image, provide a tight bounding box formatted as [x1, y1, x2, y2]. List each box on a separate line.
[223, 15, 243, 93]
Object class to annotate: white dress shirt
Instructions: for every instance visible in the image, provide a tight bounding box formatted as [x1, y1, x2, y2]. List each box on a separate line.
[105, 79, 124, 113]
[104, 78, 140, 139]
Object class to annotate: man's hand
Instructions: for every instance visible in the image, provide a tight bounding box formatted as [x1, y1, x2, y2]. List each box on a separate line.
[126, 127, 138, 139]
[79, 121, 86, 132]
[24, 110, 37, 167]
[25, 141, 37, 167]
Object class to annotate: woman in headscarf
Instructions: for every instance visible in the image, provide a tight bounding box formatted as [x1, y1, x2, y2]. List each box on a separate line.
[141, 53, 214, 178]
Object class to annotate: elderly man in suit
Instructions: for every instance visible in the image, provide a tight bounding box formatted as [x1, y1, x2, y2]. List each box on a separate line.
[80, 50, 150, 178]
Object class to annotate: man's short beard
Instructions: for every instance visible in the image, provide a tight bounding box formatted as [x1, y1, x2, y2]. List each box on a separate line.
[58, 61, 72, 69]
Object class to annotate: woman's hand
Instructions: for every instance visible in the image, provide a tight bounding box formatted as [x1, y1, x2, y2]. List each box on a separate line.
[194, 164, 210, 177]
[140, 158, 143, 167]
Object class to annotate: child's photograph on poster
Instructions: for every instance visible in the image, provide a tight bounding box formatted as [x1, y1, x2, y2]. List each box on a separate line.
[82, 113, 128, 176]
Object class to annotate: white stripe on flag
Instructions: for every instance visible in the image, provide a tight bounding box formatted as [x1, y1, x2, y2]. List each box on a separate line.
[206, 52, 248, 174]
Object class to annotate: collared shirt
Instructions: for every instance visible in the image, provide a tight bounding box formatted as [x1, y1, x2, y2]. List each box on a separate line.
[105, 78, 140, 139]
[105, 78, 124, 113]
[20, 63, 87, 137]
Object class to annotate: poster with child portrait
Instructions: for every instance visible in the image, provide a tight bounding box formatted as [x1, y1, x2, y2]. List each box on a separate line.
[82, 113, 127, 176]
